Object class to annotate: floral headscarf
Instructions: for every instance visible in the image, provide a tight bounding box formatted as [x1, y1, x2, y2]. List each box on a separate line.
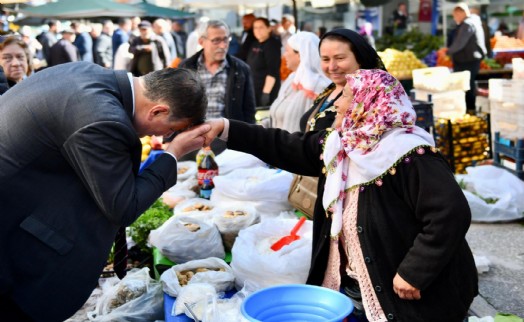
[322, 69, 434, 237]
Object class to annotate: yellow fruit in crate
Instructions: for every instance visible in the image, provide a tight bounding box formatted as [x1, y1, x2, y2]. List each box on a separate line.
[142, 143, 151, 156]
[140, 136, 151, 145]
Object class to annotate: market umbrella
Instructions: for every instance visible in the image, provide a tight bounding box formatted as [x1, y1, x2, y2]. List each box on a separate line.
[20, 0, 144, 19]
[0, 0, 30, 4]
[135, 0, 195, 19]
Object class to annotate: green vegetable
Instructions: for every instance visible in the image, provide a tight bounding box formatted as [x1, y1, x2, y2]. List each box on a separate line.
[376, 28, 443, 60]
[458, 179, 499, 204]
[129, 199, 173, 252]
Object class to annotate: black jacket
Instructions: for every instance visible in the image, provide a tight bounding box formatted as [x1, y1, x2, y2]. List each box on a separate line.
[448, 18, 485, 63]
[179, 51, 256, 123]
[0, 66, 8, 95]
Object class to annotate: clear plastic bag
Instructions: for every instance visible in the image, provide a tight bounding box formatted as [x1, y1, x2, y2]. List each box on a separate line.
[160, 257, 234, 297]
[149, 216, 225, 264]
[87, 268, 163, 322]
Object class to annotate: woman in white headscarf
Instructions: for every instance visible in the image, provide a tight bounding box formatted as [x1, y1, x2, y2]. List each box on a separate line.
[266, 31, 330, 132]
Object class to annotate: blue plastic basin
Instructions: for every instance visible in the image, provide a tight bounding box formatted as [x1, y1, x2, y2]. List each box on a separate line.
[241, 284, 354, 322]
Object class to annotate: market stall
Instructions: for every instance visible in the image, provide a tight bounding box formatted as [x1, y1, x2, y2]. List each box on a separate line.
[91, 145, 320, 321]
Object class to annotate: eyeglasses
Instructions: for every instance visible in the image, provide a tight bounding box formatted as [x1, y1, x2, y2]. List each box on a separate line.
[204, 36, 231, 45]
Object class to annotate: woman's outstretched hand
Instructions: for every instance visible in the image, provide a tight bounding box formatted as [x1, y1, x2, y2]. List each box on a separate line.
[393, 273, 421, 300]
[203, 118, 226, 147]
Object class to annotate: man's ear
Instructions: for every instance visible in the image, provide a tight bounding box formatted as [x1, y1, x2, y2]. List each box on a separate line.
[148, 105, 170, 120]
[198, 37, 205, 47]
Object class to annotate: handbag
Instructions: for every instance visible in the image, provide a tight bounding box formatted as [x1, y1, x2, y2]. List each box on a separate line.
[287, 174, 318, 219]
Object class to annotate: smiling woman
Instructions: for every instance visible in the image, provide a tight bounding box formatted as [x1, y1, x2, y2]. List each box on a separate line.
[0, 35, 32, 90]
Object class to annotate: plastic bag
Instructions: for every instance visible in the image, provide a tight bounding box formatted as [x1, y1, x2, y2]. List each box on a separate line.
[149, 216, 224, 264]
[458, 165, 524, 222]
[212, 204, 259, 252]
[172, 283, 216, 317]
[173, 198, 217, 222]
[215, 149, 266, 175]
[176, 161, 198, 181]
[87, 268, 163, 322]
[230, 217, 313, 290]
[201, 282, 256, 322]
[160, 257, 235, 297]
[211, 167, 293, 218]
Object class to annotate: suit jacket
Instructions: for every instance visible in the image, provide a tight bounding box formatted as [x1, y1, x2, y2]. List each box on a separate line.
[0, 66, 8, 95]
[73, 31, 94, 63]
[93, 32, 113, 68]
[48, 39, 79, 67]
[0, 62, 179, 321]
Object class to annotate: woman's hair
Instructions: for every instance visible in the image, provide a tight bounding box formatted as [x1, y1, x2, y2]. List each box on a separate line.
[319, 28, 385, 71]
[0, 35, 33, 77]
[253, 17, 271, 28]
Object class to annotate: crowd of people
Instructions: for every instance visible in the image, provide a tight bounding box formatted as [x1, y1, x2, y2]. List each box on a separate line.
[1, 9, 479, 322]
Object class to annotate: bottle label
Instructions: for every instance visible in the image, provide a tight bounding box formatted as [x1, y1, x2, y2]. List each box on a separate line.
[197, 169, 219, 185]
[199, 188, 212, 200]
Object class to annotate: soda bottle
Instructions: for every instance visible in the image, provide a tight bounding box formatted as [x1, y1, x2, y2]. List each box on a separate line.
[199, 179, 214, 200]
[196, 146, 215, 168]
[197, 147, 219, 186]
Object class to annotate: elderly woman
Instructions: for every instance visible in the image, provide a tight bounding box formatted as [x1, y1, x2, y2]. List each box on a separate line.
[0, 35, 33, 90]
[266, 31, 330, 132]
[206, 69, 478, 322]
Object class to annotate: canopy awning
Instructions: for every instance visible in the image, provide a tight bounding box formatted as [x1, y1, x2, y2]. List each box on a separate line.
[135, 1, 195, 19]
[20, 0, 144, 19]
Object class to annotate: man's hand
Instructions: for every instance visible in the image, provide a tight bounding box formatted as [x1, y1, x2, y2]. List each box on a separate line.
[393, 273, 421, 300]
[203, 118, 226, 147]
[165, 123, 211, 159]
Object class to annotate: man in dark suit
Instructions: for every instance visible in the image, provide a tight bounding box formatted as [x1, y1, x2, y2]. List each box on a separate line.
[47, 29, 79, 67]
[0, 62, 210, 321]
[71, 21, 93, 63]
[0, 65, 7, 95]
[236, 13, 256, 61]
[37, 19, 60, 64]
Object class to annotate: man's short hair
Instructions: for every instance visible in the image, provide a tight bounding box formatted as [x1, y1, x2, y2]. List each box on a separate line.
[143, 68, 207, 124]
[47, 20, 59, 28]
[199, 20, 230, 39]
[118, 18, 131, 27]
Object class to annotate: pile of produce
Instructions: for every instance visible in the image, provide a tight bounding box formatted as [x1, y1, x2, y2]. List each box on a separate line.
[480, 58, 502, 70]
[376, 28, 443, 60]
[436, 48, 453, 68]
[491, 35, 524, 66]
[140, 136, 163, 162]
[377, 48, 427, 79]
[130, 199, 173, 252]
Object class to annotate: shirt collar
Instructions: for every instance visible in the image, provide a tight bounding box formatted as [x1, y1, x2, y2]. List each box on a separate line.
[197, 53, 229, 72]
[127, 72, 135, 116]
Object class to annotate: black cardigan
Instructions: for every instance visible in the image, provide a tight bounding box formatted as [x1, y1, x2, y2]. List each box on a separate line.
[226, 120, 478, 322]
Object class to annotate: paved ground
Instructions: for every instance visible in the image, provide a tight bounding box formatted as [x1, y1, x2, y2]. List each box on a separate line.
[467, 221, 524, 318]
